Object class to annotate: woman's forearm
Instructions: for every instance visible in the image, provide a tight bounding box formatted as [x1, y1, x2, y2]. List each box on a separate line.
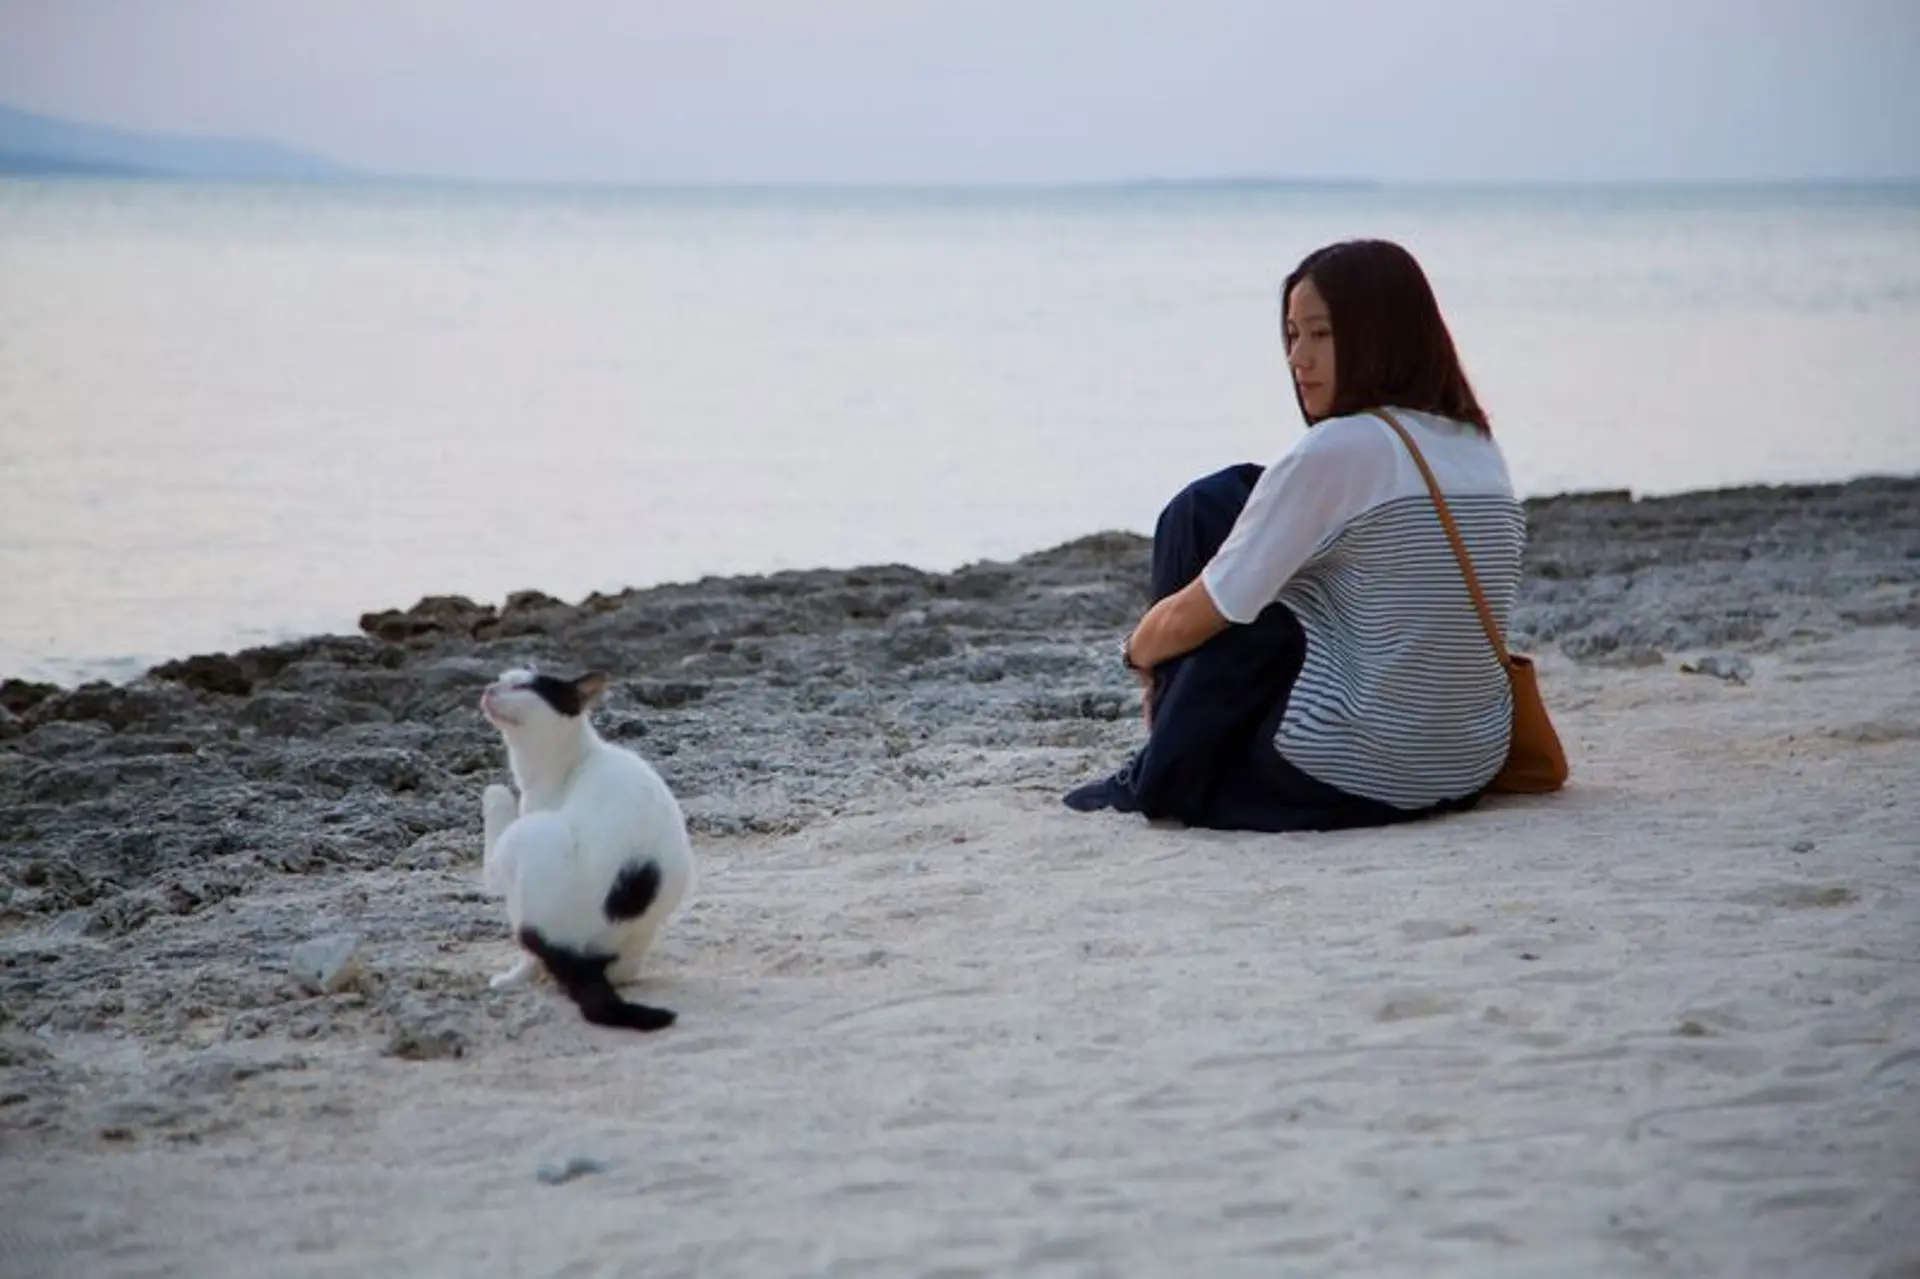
[1126, 578, 1230, 669]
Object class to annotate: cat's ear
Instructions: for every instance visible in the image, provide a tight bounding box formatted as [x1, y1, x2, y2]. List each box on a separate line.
[575, 671, 610, 705]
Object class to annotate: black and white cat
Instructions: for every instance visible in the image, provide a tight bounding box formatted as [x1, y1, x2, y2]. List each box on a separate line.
[479, 666, 694, 1032]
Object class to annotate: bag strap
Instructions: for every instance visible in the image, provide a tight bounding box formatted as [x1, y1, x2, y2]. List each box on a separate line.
[1368, 408, 1513, 668]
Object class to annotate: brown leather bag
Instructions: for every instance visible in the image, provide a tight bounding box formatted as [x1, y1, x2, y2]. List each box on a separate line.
[1372, 410, 1570, 795]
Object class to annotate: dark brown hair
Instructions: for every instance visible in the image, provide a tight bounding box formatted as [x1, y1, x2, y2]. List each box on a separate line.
[1283, 238, 1490, 431]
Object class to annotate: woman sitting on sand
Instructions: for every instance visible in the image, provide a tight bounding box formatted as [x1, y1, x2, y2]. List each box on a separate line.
[1064, 238, 1525, 832]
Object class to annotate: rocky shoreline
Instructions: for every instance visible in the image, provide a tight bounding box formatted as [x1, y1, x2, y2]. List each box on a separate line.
[1, 474, 1917, 1141]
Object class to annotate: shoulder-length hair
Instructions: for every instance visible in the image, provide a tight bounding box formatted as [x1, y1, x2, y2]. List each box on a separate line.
[1283, 238, 1491, 431]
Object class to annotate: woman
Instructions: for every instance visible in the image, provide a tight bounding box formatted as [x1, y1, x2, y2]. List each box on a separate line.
[1064, 238, 1525, 832]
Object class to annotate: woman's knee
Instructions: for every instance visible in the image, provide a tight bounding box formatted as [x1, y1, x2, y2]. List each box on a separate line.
[1154, 463, 1264, 539]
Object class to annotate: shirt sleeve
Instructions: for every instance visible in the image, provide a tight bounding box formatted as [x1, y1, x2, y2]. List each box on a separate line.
[1199, 417, 1397, 624]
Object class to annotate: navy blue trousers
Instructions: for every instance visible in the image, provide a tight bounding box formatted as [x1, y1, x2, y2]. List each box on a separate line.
[1064, 464, 1478, 833]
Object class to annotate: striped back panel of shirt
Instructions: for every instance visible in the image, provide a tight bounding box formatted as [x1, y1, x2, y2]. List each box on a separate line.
[1276, 492, 1528, 809]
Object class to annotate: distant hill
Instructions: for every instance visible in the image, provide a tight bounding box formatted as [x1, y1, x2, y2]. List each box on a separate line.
[0, 103, 352, 181]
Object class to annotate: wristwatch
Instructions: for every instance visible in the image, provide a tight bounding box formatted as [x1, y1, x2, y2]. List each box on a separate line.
[1120, 636, 1143, 671]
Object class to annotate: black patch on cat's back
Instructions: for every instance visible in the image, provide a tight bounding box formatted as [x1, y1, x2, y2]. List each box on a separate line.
[603, 860, 661, 922]
[528, 674, 585, 718]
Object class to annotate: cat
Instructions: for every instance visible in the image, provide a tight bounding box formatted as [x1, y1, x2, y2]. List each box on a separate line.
[478, 666, 695, 1032]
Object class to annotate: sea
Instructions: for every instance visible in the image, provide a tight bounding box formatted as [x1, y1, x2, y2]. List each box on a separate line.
[2, 179, 1918, 685]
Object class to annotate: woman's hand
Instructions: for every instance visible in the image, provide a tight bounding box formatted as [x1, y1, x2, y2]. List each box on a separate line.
[1121, 656, 1152, 725]
[1126, 580, 1228, 733]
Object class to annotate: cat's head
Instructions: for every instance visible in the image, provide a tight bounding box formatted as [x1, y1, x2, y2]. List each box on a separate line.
[480, 666, 609, 747]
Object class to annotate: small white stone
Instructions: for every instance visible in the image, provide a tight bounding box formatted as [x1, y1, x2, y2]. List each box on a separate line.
[1680, 653, 1754, 684]
[289, 933, 365, 995]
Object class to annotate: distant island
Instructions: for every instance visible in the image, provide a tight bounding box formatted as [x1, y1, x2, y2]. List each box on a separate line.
[10, 100, 1902, 194]
[0, 102, 352, 182]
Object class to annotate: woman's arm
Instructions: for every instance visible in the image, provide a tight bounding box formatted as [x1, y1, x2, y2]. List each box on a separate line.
[1125, 578, 1229, 669]
[1126, 416, 1392, 676]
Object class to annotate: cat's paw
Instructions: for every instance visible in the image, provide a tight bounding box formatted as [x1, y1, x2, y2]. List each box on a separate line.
[488, 956, 538, 990]
[482, 786, 519, 867]
[482, 784, 517, 823]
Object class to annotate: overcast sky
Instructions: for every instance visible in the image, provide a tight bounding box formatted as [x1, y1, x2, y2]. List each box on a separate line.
[1, 0, 1916, 185]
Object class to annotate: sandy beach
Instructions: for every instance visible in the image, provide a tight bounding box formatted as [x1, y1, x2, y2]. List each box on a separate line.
[2, 477, 1918, 1278]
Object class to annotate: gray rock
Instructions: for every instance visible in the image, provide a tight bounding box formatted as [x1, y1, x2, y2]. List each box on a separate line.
[536, 1155, 609, 1185]
[826, 690, 872, 716]
[416, 655, 501, 695]
[300, 748, 431, 792]
[95, 1094, 209, 1136]
[0, 1032, 54, 1067]
[24, 680, 197, 733]
[1558, 627, 1668, 667]
[359, 594, 496, 643]
[164, 1050, 309, 1095]
[1680, 654, 1755, 683]
[289, 933, 366, 995]
[884, 620, 956, 665]
[0, 704, 19, 741]
[1024, 690, 1129, 722]
[239, 691, 353, 738]
[22, 754, 201, 803]
[630, 679, 710, 709]
[150, 651, 256, 696]
[19, 720, 111, 758]
[382, 998, 467, 1061]
[95, 732, 199, 758]
[965, 656, 1007, 683]
[1595, 645, 1666, 669]
[0, 677, 62, 714]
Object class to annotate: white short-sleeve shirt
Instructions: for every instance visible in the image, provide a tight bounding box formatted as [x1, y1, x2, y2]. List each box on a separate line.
[1199, 408, 1525, 808]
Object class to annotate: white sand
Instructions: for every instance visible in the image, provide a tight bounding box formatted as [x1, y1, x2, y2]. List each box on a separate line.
[4, 628, 1918, 1278]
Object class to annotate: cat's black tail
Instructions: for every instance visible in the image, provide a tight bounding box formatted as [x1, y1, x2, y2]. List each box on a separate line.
[515, 927, 676, 1032]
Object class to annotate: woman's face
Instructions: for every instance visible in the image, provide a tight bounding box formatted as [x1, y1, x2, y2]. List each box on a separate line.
[1285, 275, 1336, 421]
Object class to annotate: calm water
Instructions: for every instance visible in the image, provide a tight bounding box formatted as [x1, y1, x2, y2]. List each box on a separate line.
[3, 179, 1918, 684]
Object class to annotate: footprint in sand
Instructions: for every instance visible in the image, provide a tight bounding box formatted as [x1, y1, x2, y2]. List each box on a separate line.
[1823, 715, 1920, 745]
[1627, 1082, 1829, 1139]
[1248, 1234, 1345, 1259]
[1375, 993, 1462, 1022]
[1750, 1186, 1862, 1215]
[1429, 1221, 1520, 1246]
[1398, 920, 1478, 943]
[1736, 882, 1863, 909]
[1867, 1046, 1920, 1081]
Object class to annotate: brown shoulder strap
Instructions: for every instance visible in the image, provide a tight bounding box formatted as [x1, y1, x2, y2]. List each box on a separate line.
[1369, 408, 1513, 667]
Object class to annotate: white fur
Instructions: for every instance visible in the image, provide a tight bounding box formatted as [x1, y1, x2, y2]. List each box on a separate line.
[479, 667, 694, 992]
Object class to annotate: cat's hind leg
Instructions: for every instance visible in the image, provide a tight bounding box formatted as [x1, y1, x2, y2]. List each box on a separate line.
[606, 924, 660, 986]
